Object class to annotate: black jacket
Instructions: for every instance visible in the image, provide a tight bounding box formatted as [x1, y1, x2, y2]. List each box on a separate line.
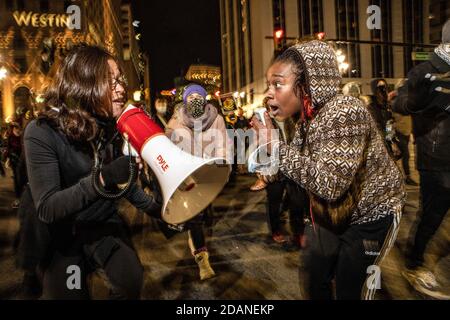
[24, 119, 161, 226]
[393, 53, 450, 171]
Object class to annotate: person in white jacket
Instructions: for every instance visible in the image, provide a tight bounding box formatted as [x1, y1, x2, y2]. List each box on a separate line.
[166, 84, 230, 280]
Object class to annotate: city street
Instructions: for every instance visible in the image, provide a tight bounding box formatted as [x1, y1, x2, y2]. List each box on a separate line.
[0, 0, 449, 304]
[0, 155, 449, 300]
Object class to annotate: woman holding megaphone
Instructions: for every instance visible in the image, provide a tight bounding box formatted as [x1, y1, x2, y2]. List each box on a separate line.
[23, 45, 161, 299]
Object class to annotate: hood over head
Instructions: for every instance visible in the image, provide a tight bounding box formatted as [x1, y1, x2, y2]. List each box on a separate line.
[287, 40, 342, 110]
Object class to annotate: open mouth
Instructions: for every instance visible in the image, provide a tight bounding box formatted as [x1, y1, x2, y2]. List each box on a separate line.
[269, 104, 280, 116]
[113, 98, 126, 105]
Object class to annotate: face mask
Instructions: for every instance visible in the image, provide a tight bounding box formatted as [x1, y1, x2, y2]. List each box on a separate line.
[377, 85, 388, 101]
[187, 97, 206, 118]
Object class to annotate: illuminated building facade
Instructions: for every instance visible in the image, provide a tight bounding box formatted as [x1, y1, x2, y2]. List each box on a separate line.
[220, 0, 450, 105]
[185, 64, 222, 88]
[0, 0, 149, 123]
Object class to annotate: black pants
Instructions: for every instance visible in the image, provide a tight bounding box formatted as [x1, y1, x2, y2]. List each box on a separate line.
[42, 225, 143, 299]
[265, 180, 307, 235]
[305, 215, 396, 300]
[189, 216, 206, 251]
[11, 155, 27, 198]
[11, 163, 21, 198]
[397, 133, 411, 176]
[407, 171, 450, 269]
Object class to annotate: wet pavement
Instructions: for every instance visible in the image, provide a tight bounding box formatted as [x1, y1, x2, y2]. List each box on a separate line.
[0, 152, 449, 299]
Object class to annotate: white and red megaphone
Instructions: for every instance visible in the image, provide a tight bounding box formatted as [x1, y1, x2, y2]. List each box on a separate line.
[117, 104, 231, 225]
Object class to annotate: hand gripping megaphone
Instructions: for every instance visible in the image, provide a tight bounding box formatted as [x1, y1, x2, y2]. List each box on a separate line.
[117, 105, 231, 225]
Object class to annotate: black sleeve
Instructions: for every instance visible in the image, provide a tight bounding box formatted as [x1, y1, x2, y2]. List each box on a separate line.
[393, 66, 428, 115]
[24, 121, 99, 224]
[124, 183, 162, 217]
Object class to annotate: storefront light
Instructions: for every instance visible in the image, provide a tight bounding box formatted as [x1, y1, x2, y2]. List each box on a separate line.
[0, 67, 7, 80]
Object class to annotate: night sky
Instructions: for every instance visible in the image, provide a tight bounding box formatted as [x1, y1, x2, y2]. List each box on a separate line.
[132, 0, 221, 99]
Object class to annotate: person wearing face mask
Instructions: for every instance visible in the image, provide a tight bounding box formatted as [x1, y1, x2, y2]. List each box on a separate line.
[251, 41, 405, 300]
[368, 79, 392, 134]
[22, 45, 162, 299]
[154, 98, 169, 128]
[165, 83, 229, 281]
[389, 80, 418, 186]
[393, 19, 450, 299]
[367, 79, 401, 160]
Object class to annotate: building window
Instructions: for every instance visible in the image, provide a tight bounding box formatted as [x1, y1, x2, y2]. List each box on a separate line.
[246, 0, 253, 84]
[273, 0, 286, 47]
[335, 0, 360, 78]
[429, 0, 450, 44]
[13, 34, 26, 51]
[403, 0, 424, 73]
[298, 0, 324, 38]
[220, 0, 229, 92]
[237, 1, 246, 89]
[228, 0, 236, 90]
[370, 0, 393, 78]
[235, 0, 253, 89]
[273, 0, 286, 30]
[15, 57, 28, 73]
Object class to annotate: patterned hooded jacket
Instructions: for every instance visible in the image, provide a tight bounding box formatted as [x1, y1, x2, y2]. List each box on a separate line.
[278, 41, 406, 226]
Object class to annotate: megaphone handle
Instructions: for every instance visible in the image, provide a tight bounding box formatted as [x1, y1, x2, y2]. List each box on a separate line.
[90, 140, 137, 200]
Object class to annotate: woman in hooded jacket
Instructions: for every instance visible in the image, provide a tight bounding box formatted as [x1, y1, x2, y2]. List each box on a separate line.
[252, 41, 406, 300]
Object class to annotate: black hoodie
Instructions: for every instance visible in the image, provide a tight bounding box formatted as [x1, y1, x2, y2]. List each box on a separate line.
[393, 52, 450, 172]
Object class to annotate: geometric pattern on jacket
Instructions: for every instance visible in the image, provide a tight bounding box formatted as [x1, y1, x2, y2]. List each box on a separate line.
[277, 41, 406, 225]
[279, 95, 406, 224]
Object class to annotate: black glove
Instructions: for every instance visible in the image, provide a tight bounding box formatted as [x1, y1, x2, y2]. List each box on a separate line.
[427, 72, 450, 113]
[101, 156, 136, 190]
[409, 72, 450, 113]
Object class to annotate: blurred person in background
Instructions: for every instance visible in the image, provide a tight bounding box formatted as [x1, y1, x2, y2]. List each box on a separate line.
[393, 19, 450, 299]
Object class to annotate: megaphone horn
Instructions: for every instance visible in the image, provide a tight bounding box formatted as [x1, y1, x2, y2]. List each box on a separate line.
[117, 105, 231, 225]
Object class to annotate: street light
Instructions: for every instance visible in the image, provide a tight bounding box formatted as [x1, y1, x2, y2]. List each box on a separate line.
[274, 29, 284, 40]
[335, 49, 350, 74]
[0, 67, 7, 80]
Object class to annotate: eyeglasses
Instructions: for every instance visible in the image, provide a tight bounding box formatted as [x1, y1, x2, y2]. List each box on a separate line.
[111, 74, 128, 90]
